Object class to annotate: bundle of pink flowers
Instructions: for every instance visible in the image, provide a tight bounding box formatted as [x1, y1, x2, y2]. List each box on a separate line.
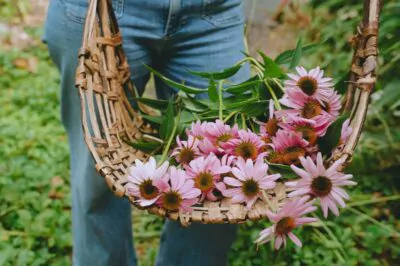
[126, 66, 356, 249]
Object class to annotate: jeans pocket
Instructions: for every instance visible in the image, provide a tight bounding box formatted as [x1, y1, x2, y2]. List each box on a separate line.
[64, 0, 124, 24]
[201, 0, 244, 27]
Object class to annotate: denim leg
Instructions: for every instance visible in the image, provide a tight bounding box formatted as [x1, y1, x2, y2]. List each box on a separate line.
[45, 0, 250, 265]
[43, 0, 150, 265]
[156, 1, 250, 266]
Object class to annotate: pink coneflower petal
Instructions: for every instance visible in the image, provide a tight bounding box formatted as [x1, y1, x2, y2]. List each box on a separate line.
[287, 187, 310, 197]
[223, 187, 242, 197]
[269, 100, 275, 120]
[204, 119, 239, 144]
[223, 157, 279, 208]
[224, 177, 242, 187]
[184, 154, 230, 201]
[231, 193, 246, 203]
[279, 81, 340, 130]
[288, 153, 356, 218]
[275, 235, 283, 249]
[171, 135, 201, 164]
[332, 187, 349, 199]
[340, 119, 352, 144]
[269, 130, 309, 165]
[296, 217, 318, 225]
[265, 209, 280, 223]
[223, 129, 266, 161]
[256, 197, 317, 249]
[156, 167, 201, 213]
[288, 232, 302, 247]
[284, 66, 334, 102]
[139, 197, 161, 207]
[186, 120, 207, 139]
[126, 157, 169, 207]
[272, 130, 309, 153]
[290, 165, 312, 180]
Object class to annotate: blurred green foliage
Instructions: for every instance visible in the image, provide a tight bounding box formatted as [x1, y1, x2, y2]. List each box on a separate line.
[229, 1, 400, 265]
[0, 0, 399, 265]
[0, 46, 72, 264]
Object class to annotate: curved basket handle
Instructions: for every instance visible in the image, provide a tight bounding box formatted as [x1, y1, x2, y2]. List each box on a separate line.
[338, 0, 382, 164]
[75, 0, 152, 196]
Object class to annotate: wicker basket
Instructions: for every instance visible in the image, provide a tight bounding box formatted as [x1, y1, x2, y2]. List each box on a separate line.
[75, 0, 381, 225]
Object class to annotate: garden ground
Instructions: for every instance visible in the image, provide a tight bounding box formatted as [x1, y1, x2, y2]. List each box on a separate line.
[1, 0, 399, 265]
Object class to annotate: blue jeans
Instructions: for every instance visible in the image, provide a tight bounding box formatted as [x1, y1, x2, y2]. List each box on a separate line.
[43, 0, 249, 265]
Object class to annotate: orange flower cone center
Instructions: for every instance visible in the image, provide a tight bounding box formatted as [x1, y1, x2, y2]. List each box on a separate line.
[301, 100, 323, 119]
[179, 148, 195, 164]
[282, 146, 306, 165]
[162, 191, 182, 211]
[276, 217, 296, 235]
[139, 180, 159, 200]
[265, 118, 279, 137]
[322, 101, 331, 113]
[195, 171, 215, 192]
[297, 76, 318, 96]
[311, 176, 332, 197]
[242, 179, 260, 197]
[295, 125, 318, 145]
[235, 141, 258, 160]
[217, 133, 233, 143]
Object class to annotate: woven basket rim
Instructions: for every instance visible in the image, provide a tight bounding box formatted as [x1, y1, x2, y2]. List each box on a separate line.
[75, 0, 381, 225]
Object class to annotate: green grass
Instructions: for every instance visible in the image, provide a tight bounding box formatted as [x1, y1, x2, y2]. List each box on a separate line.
[1, 2, 400, 265]
[0, 44, 71, 265]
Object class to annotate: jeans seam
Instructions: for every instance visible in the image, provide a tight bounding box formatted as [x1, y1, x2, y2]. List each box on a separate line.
[200, 0, 243, 28]
[63, 0, 124, 24]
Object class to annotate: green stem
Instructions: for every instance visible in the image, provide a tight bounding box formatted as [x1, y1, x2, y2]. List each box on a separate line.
[312, 214, 348, 261]
[241, 114, 247, 129]
[236, 57, 265, 72]
[249, 119, 256, 132]
[223, 111, 237, 123]
[379, 53, 400, 74]
[264, 79, 282, 111]
[347, 195, 400, 207]
[159, 110, 181, 166]
[252, 67, 281, 111]
[218, 80, 224, 120]
[347, 207, 400, 237]
[272, 78, 285, 93]
[249, 57, 265, 71]
[312, 228, 345, 263]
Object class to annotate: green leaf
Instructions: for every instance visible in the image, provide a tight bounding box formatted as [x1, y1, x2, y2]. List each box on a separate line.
[208, 79, 219, 102]
[258, 51, 284, 78]
[289, 37, 303, 69]
[224, 77, 261, 94]
[197, 99, 219, 110]
[269, 163, 298, 179]
[180, 110, 199, 123]
[333, 73, 349, 95]
[187, 64, 242, 80]
[239, 100, 269, 117]
[225, 98, 257, 110]
[317, 114, 349, 156]
[258, 80, 284, 100]
[375, 81, 400, 110]
[182, 97, 208, 112]
[141, 114, 163, 124]
[145, 65, 207, 94]
[124, 139, 163, 153]
[197, 109, 220, 120]
[275, 42, 319, 65]
[159, 100, 175, 140]
[134, 97, 170, 110]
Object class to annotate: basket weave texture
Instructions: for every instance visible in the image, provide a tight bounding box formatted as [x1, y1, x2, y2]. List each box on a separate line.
[75, 0, 381, 225]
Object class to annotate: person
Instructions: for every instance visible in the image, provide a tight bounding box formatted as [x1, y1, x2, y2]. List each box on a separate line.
[43, 0, 249, 265]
